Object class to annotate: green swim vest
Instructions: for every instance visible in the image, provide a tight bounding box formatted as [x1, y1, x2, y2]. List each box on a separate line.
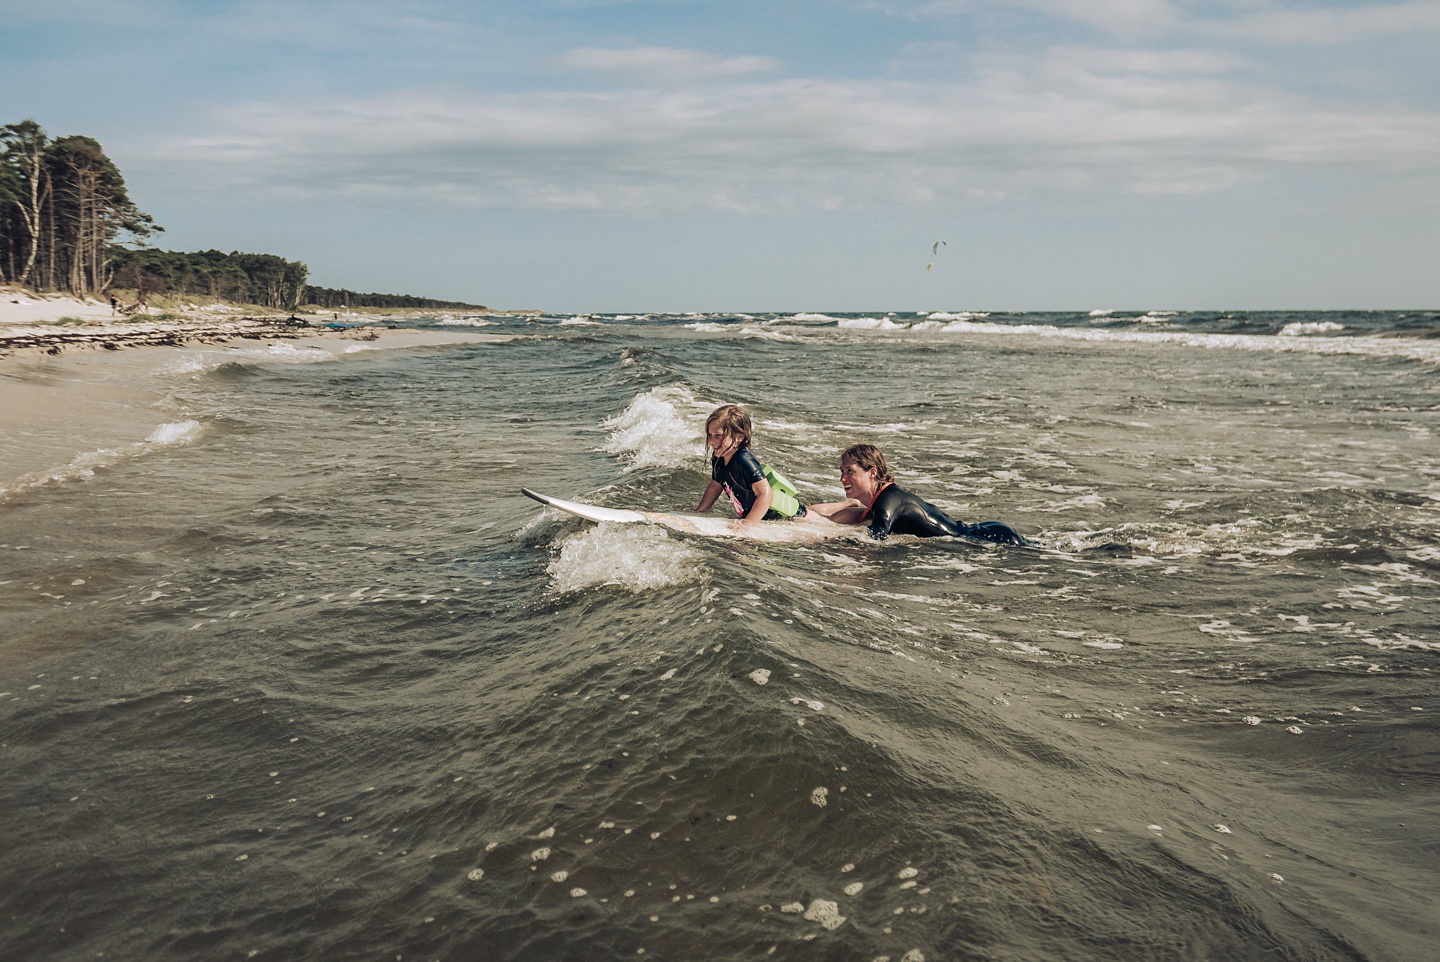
[762, 465, 802, 518]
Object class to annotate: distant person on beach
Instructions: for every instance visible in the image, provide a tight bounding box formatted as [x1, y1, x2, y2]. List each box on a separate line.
[695, 404, 807, 527]
[808, 442, 1027, 545]
[108, 294, 118, 316]
[136, 290, 148, 314]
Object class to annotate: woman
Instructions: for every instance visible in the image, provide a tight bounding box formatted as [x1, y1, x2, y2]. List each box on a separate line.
[809, 443, 1027, 545]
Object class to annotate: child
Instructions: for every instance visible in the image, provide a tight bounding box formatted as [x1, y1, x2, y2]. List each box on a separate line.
[695, 404, 806, 527]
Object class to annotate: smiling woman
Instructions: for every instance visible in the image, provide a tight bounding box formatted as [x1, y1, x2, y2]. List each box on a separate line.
[809, 441, 1028, 544]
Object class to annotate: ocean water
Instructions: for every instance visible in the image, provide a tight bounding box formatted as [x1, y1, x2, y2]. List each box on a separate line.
[2, 310, 1437, 962]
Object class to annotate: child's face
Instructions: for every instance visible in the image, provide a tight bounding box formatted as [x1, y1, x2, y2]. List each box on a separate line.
[706, 424, 738, 458]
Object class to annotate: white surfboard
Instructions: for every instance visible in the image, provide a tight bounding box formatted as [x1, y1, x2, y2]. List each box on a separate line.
[521, 488, 850, 544]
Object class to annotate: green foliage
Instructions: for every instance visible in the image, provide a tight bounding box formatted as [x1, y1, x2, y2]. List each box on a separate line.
[304, 285, 485, 310]
[1, 119, 160, 292]
[4, 118, 482, 309]
[109, 248, 309, 310]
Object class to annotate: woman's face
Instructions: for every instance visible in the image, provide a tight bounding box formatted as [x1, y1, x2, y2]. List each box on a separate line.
[839, 456, 880, 504]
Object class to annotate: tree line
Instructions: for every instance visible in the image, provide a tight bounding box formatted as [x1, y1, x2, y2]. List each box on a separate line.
[1, 119, 159, 295]
[304, 286, 485, 310]
[2, 118, 482, 311]
[105, 248, 308, 311]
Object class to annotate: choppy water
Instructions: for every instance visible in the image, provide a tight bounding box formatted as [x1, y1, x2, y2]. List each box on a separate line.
[2, 310, 1437, 962]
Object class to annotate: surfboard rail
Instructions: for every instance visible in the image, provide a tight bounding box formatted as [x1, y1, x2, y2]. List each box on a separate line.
[521, 488, 849, 543]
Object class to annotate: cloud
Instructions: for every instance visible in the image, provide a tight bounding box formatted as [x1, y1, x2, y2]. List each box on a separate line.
[137, 50, 1440, 213]
[1198, 1, 1440, 45]
[559, 46, 783, 81]
[873, 0, 1181, 34]
[876, 0, 1440, 43]
[1006, 0, 1181, 34]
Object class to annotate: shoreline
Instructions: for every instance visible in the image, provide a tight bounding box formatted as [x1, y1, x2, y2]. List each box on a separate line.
[1, 288, 514, 499]
[1, 285, 526, 358]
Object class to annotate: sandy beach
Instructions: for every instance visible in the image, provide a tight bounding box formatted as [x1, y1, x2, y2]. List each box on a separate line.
[2, 286, 398, 356]
[1, 287, 511, 497]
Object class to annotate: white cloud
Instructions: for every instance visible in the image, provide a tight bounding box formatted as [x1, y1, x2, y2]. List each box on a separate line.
[1008, 0, 1181, 34]
[875, 0, 1440, 42]
[873, 0, 1181, 34]
[137, 58, 1440, 214]
[1198, 1, 1440, 45]
[560, 47, 783, 81]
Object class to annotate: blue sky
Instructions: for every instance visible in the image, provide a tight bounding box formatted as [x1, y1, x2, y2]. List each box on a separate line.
[4, 0, 1438, 311]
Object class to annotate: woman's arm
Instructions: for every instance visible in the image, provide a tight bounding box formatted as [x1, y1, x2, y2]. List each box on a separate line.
[696, 480, 724, 512]
[806, 499, 867, 524]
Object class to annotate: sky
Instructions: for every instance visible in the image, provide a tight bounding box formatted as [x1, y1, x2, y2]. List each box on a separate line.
[3, 0, 1439, 312]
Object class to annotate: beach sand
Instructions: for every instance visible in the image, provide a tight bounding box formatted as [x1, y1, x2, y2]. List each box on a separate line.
[1, 287, 511, 496]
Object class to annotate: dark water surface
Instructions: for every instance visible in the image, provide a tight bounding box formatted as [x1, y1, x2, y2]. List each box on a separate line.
[2, 311, 1437, 961]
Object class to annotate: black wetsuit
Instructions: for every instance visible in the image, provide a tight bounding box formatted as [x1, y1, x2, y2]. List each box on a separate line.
[712, 446, 807, 520]
[863, 483, 1027, 545]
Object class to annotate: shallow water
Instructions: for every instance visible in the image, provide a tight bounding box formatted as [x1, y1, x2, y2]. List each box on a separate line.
[2, 311, 1437, 961]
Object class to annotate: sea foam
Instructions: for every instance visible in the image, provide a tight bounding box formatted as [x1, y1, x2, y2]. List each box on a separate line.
[0, 420, 203, 501]
[837, 316, 906, 330]
[601, 385, 709, 469]
[548, 524, 705, 593]
[1280, 321, 1345, 336]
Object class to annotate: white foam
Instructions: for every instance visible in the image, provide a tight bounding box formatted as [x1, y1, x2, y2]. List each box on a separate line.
[548, 524, 705, 593]
[560, 315, 598, 325]
[925, 311, 989, 321]
[161, 342, 336, 376]
[1, 419, 203, 501]
[601, 385, 710, 469]
[146, 420, 203, 446]
[437, 317, 496, 327]
[264, 343, 334, 362]
[804, 899, 846, 930]
[1280, 321, 1345, 336]
[837, 316, 906, 330]
[928, 318, 1439, 366]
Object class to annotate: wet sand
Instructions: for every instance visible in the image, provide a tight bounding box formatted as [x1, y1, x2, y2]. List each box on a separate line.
[1, 288, 512, 495]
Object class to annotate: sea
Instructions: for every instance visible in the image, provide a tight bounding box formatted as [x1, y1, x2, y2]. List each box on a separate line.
[2, 309, 1437, 962]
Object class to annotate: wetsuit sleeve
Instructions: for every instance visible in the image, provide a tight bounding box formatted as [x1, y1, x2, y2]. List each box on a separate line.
[966, 520, 1029, 546]
[731, 449, 765, 487]
[866, 488, 899, 540]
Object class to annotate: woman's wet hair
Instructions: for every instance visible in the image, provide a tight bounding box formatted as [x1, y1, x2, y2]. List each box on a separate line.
[841, 442, 894, 486]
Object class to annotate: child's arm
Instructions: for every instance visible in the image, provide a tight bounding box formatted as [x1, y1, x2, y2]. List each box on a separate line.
[741, 478, 774, 526]
[696, 480, 725, 512]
